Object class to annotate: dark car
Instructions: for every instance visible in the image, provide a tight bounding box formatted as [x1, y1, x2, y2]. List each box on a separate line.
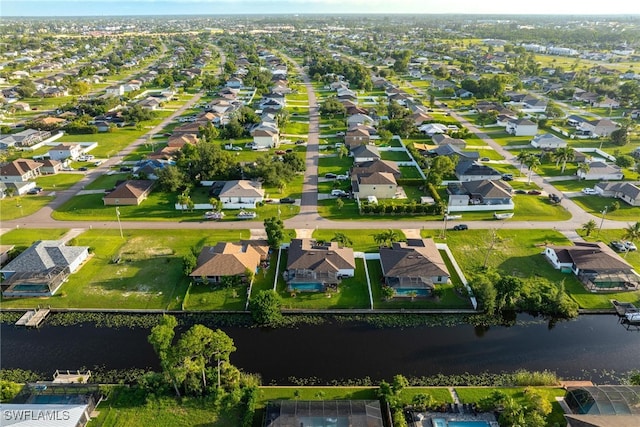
[549, 194, 561, 203]
[120, 166, 133, 172]
[452, 224, 468, 231]
[27, 187, 43, 195]
[279, 197, 296, 204]
[610, 241, 626, 252]
[78, 167, 88, 171]
[515, 189, 527, 194]
[324, 173, 337, 179]
[527, 190, 542, 195]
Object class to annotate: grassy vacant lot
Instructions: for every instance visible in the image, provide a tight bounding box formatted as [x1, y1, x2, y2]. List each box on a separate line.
[399, 165, 424, 178]
[277, 258, 371, 309]
[0, 196, 54, 220]
[549, 179, 600, 193]
[85, 173, 131, 190]
[455, 387, 566, 427]
[91, 386, 239, 427]
[318, 155, 353, 177]
[571, 196, 640, 219]
[380, 150, 411, 161]
[36, 173, 85, 190]
[182, 282, 247, 311]
[311, 229, 406, 253]
[1, 229, 250, 310]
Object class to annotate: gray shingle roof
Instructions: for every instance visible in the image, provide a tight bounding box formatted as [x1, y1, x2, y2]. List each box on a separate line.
[0, 240, 88, 274]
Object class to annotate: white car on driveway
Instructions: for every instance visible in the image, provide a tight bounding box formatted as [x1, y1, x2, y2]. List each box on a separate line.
[581, 188, 597, 195]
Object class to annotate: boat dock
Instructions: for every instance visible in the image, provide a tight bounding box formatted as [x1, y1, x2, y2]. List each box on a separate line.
[15, 307, 51, 327]
[611, 300, 638, 316]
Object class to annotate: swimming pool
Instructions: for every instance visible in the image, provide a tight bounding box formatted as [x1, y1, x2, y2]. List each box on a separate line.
[288, 282, 325, 292]
[394, 288, 430, 297]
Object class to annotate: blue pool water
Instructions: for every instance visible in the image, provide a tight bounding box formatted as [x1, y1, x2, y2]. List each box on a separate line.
[289, 282, 324, 291]
[395, 288, 430, 297]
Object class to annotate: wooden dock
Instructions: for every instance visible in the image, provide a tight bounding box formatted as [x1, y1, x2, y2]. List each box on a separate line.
[15, 307, 50, 327]
[611, 300, 638, 316]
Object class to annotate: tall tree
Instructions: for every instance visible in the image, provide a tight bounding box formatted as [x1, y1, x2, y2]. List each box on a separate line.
[148, 315, 181, 396]
[553, 147, 575, 173]
[264, 217, 285, 249]
[581, 220, 597, 237]
[249, 290, 283, 326]
[622, 222, 640, 244]
[524, 155, 541, 185]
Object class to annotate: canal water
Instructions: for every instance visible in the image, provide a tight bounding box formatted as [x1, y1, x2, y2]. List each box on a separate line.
[1, 314, 637, 384]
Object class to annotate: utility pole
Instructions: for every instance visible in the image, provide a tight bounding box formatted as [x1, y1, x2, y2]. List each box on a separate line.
[115, 207, 123, 239]
[597, 206, 608, 238]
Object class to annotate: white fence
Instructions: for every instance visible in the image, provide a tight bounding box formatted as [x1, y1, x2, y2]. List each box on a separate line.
[447, 203, 515, 213]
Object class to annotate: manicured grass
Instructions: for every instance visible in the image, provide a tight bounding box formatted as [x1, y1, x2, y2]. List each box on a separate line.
[183, 283, 247, 311]
[311, 229, 406, 253]
[380, 150, 411, 161]
[92, 386, 239, 427]
[0, 228, 68, 249]
[510, 194, 572, 221]
[399, 166, 424, 179]
[35, 173, 85, 190]
[549, 179, 601, 192]
[318, 155, 353, 177]
[84, 173, 131, 190]
[455, 387, 567, 427]
[571, 196, 640, 219]
[282, 121, 309, 136]
[399, 388, 454, 404]
[278, 258, 371, 309]
[475, 149, 504, 161]
[0, 229, 250, 310]
[256, 387, 378, 408]
[0, 196, 54, 220]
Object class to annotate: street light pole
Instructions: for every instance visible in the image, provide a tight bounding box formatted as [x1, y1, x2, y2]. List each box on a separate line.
[597, 206, 608, 238]
[115, 207, 123, 239]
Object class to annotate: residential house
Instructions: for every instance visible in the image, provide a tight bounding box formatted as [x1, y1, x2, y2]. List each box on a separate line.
[432, 134, 466, 148]
[544, 242, 640, 291]
[455, 160, 502, 182]
[285, 238, 356, 291]
[137, 97, 161, 111]
[447, 180, 514, 212]
[0, 129, 51, 148]
[40, 159, 63, 175]
[579, 119, 619, 137]
[346, 113, 376, 127]
[429, 144, 479, 161]
[351, 159, 401, 200]
[351, 144, 381, 163]
[48, 143, 82, 161]
[563, 386, 640, 427]
[419, 123, 449, 136]
[251, 124, 280, 148]
[506, 118, 538, 136]
[379, 238, 450, 295]
[0, 159, 43, 182]
[226, 77, 243, 88]
[595, 181, 640, 206]
[105, 85, 124, 96]
[345, 124, 371, 148]
[410, 111, 434, 126]
[218, 180, 264, 209]
[189, 240, 269, 283]
[0, 240, 89, 297]
[530, 133, 567, 149]
[577, 161, 623, 181]
[103, 180, 154, 206]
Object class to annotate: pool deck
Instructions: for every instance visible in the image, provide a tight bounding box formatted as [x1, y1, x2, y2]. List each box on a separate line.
[413, 411, 498, 427]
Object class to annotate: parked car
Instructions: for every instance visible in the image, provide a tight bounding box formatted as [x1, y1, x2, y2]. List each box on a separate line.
[549, 194, 561, 204]
[501, 175, 513, 181]
[279, 197, 296, 204]
[78, 167, 88, 171]
[623, 241, 637, 251]
[527, 190, 542, 195]
[452, 224, 468, 231]
[324, 173, 337, 179]
[94, 160, 102, 166]
[480, 157, 490, 162]
[335, 132, 345, 136]
[295, 139, 306, 145]
[331, 189, 347, 197]
[120, 166, 133, 172]
[336, 174, 349, 180]
[27, 187, 43, 195]
[610, 241, 627, 252]
[514, 189, 527, 194]
[275, 150, 286, 155]
[582, 188, 598, 195]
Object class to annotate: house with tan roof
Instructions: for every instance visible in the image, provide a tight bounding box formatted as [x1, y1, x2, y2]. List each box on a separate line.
[40, 159, 63, 175]
[0, 159, 43, 182]
[48, 143, 82, 161]
[189, 240, 269, 284]
[544, 242, 640, 292]
[345, 124, 371, 148]
[218, 180, 265, 209]
[350, 159, 401, 201]
[285, 239, 356, 291]
[379, 238, 450, 296]
[103, 180, 154, 206]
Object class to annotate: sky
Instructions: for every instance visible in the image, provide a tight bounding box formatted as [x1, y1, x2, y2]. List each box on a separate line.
[2, 0, 640, 17]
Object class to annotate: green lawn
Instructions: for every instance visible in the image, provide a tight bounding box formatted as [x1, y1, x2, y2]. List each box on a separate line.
[85, 173, 131, 190]
[571, 196, 640, 219]
[182, 283, 247, 311]
[0, 229, 250, 310]
[256, 387, 378, 408]
[398, 388, 454, 404]
[90, 386, 239, 427]
[0, 228, 68, 249]
[278, 258, 371, 309]
[311, 229, 406, 253]
[282, 121, 309, 136]
[399, 166, 424, 179]
[35, 173, 85, 191]
[549, 179, 600, 192]
[0, 196, 54, 220]
[318, 155, 353, 177]
[475, 149, 504, 161]
[433, 195, 570, 222]
[380, 150, 411, 161]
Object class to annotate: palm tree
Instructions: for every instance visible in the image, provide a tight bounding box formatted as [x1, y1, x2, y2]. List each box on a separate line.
[516, 150, 530, 176]
[524, 155, 541, 185]
[177, 192, 191, 212]
[581, 219, 597, 237]
[577, 162, 590, 179]
[331, 232, 353, 247]
[622, 221, 640, 244]
[553, 147, 575, 173]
